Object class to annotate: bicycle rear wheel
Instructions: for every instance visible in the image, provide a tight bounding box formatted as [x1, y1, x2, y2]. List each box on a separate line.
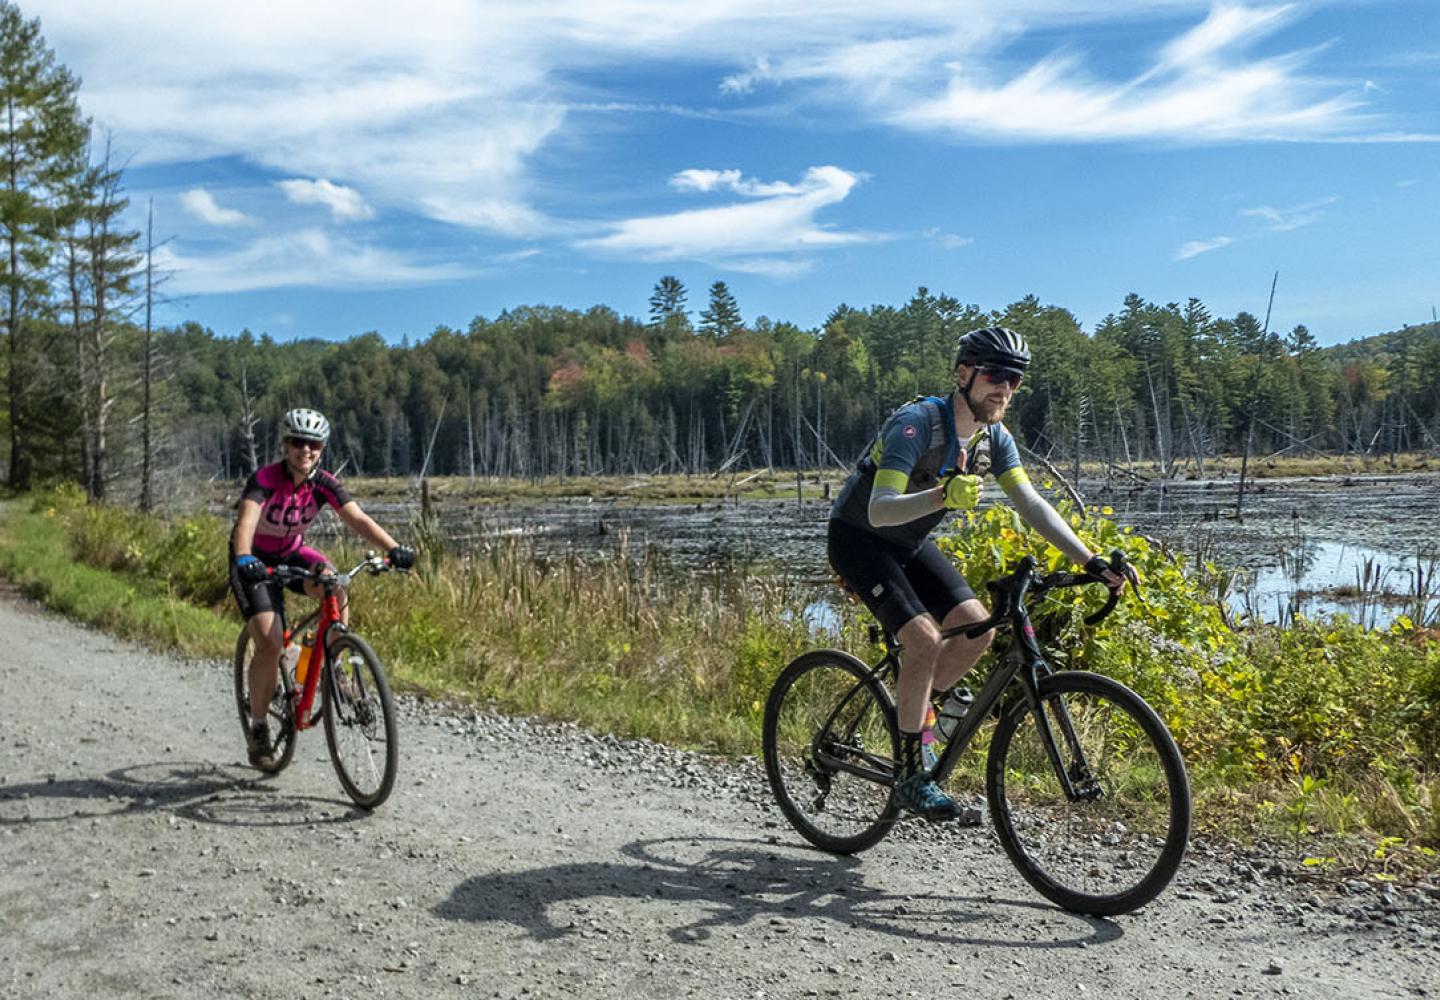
[986, 671, 1190, 915]
[322, 632, 398, 810]
[232, 628, 297, 774]
[763, 649, 900, 854]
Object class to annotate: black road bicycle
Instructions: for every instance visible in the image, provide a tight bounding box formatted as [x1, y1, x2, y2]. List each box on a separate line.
[762, 551, 1191, 916]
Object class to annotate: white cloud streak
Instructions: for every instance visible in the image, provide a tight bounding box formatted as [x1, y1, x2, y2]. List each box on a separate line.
[277, 178, 375, 221]
[1240, 196, 1336, 231]
[896, 5, 1364, 143]
[1174, 235, 1233, 260]
[156, 229, 468, 294]
[579, 166, 880, 271]
[180, 188, 253, 226]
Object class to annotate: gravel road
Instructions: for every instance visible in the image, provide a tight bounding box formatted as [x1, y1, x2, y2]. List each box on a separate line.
[2, 587, 1437, 999]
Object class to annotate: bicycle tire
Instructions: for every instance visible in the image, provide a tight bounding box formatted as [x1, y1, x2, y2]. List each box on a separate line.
[763, 649, 900, 854]
[986, 670, 1190, 915]
[232, 628, 297, 774]
[321, 632, 398, 810]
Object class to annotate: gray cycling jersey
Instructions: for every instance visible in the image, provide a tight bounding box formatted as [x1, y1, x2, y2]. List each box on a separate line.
[830, 394, 1026, 550]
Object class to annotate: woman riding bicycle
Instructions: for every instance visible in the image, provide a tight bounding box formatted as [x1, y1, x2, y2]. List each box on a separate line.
[229, 407, 415, 769]
[828, 326, 1136, 821]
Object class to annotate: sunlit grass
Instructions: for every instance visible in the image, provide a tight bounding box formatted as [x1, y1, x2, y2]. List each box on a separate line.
[1, 484, 1436, 874]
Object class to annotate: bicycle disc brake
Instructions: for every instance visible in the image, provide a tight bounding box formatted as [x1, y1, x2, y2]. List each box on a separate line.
[1067, 761, 1104, 801]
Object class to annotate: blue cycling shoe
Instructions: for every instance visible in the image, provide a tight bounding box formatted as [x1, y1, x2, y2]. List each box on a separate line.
[894, 773, 964, 822]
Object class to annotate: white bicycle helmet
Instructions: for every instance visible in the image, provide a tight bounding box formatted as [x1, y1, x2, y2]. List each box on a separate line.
[282, 407, 331, 444]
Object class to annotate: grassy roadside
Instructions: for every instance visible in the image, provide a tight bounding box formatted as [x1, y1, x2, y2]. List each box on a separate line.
[0, 498, 234, 659]
[2, 485, 1436, 878]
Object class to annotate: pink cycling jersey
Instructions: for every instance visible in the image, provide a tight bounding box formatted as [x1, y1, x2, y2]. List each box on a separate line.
[240, 462, 352, 558]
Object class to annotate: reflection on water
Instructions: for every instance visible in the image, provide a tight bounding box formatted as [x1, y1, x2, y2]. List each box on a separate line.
[1238, 539, 1439, 629]
[345, 472, 1440, 630]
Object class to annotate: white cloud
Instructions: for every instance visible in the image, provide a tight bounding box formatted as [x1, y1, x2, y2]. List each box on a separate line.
[1240, 196, 1336, 231]
[1174, 236, 1232, 260]
[938, 234, 974, 250]
[23, 0, 1414, 265]
[1153, 3, 1294, 73]
[277, 179, 375, 221]
[180, 188, 253, 226]
[670, 169, 744, 193]
[578, 165, 881, 270]
[883, 3, 1379, 143]
[720, 56, 774, 95]
[157, 229, 468, 294]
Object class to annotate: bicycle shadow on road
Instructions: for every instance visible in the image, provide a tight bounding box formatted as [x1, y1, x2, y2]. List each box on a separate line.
[0, 759, 366, 830]
[434, 835, 1121, 950]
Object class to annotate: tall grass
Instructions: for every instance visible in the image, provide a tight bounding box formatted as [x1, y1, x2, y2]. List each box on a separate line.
[3, 484, 1437, 867]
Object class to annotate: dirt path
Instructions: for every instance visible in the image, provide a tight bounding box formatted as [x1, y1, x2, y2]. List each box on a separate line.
[2, 590, 1437, 999]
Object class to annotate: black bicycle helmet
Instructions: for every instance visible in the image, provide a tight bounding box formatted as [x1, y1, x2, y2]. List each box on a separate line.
[953, 326, 1031, 371]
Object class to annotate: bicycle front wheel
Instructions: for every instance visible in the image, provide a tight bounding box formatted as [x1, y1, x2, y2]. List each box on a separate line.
[763, 649, 900, 854]
[232, 628, 297, 774]
[322, 632, 399, 809]
[986, 671, 1190, 916]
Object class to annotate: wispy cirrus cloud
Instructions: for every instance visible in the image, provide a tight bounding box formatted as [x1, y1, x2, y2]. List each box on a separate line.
[277, 178, 375, 221]
[24, 0, 1429, 312]
[1174, 235, 1233, 260]
[895, 5, 1365, 143]
[1241, 196, 1336, 231]
[578, 165, 881, 273]
[157, 229, 468, 295]
[180, 188, 254, 227]
[33, 1, 1402, 244]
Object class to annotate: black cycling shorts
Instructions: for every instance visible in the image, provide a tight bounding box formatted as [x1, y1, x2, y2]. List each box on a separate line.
[827, 518, 977, 635]
[228, 544, 332, 622]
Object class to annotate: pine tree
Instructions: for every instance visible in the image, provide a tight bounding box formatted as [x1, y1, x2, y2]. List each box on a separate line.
[698, 280, 742, 338]
[648, 275, 690, 333]
[0, 1, 88, 489]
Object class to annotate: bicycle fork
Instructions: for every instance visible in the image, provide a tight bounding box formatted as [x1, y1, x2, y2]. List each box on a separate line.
[1016, 647, 1102, 804]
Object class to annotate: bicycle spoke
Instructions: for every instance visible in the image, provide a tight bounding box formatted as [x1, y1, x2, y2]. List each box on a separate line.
[988, 672, 1189, 915]
[764, 651, 899, 854]
[322, 635, 398, 809]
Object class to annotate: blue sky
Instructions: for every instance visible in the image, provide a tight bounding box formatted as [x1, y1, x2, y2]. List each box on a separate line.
[30, 0, 1440, 346]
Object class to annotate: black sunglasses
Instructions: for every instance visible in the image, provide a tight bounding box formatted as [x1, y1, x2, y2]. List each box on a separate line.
[285, 437, 324, 450]
[978, 366, 1023, 389]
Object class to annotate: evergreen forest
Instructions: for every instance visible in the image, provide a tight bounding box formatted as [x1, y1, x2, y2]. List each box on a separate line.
[2, 1, 1438, 504]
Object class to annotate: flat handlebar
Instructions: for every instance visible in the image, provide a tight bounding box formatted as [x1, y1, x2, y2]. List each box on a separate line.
[265, 552, 404, 590]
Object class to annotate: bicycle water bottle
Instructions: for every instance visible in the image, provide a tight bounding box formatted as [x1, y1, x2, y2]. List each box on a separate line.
[295, 632, 316, 685]
[934, 686, 974, 741]
[280, 642, 300, 683]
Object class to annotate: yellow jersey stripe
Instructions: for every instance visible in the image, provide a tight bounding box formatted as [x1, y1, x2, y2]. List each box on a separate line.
[874, 469, 910, 493]
[996, 466, 1030, 490]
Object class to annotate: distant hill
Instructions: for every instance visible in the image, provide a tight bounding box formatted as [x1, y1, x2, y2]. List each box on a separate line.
[1322, 320, 1440, 364]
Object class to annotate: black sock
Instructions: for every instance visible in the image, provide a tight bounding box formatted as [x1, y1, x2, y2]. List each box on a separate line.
[899, 730, 924, 780]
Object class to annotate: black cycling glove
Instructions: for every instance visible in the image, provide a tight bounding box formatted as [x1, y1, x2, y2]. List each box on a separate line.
[388, 545, 416, 570]
[235, 554, 268, 584]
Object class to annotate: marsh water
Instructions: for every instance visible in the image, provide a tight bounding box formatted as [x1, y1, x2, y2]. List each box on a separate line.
[360, 471, 1440, 628]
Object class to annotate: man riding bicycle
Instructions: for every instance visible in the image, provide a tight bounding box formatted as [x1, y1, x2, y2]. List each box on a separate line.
[828, 326, 1134, 822]
[229, 408, 415, 769]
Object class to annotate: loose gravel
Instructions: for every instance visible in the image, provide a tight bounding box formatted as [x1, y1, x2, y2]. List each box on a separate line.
[1, 588, 1437, 999]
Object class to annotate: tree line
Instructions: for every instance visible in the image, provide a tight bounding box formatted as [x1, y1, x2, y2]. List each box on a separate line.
[2, 1, 1437, 502]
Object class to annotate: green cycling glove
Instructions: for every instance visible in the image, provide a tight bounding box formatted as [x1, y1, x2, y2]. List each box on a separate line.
[941, 474, 982, 510]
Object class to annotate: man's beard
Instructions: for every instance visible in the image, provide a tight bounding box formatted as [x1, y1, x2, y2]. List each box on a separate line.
[966, 391, 1010, 423]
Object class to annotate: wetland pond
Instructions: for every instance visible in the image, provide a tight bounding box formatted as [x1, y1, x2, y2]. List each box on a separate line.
[357, 471, 1440, 629]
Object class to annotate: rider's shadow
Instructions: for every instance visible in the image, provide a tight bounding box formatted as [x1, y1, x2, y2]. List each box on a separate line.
[435, 836, 1121, 949]
[0, 760, 364, 829]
